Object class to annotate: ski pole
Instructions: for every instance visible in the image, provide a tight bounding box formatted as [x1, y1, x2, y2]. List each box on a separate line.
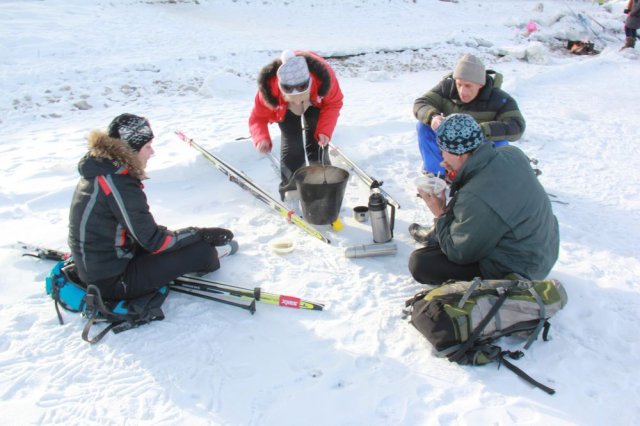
[175, 275, 324, 311]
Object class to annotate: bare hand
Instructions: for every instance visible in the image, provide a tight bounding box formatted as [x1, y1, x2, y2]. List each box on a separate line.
[430, 113, 445, 130]
[417, 187, 446, 217]
[317, 134, 330, 147]
[256, 140, 271, 154]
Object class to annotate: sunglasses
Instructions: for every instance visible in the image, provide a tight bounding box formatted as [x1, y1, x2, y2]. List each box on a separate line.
[280, 79, 310, 94]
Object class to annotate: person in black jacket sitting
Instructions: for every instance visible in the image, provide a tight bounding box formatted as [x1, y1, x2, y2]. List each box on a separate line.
[68, 113, 234, 300]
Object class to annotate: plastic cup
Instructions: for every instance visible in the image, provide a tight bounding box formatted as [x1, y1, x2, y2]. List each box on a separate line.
[415, 175, 447, 196]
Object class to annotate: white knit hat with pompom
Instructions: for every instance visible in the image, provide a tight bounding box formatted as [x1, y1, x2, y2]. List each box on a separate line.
[276, 50, 310, 86]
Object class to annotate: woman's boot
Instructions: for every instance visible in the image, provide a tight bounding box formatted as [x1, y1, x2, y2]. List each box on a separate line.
[623, 36, 636, 49]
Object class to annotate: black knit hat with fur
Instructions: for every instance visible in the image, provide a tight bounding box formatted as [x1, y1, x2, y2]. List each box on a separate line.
[107, 113, 154, 151]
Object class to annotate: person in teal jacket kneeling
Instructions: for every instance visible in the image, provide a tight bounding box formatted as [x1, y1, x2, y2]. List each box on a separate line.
[408, 114, 559, 284]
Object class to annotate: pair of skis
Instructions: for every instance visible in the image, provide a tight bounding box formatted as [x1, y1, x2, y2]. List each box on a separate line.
[19, 242, 324, 313]
[175, 131, 331, 244]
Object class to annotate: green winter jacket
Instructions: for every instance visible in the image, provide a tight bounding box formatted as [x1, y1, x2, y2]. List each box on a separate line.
[413, 71, 526, 142]
[435, 143, 559, 280]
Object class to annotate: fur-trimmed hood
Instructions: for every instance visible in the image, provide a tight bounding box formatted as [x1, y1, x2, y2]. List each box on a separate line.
[78, 131, 147, 180]
[257, 52, 332, 108]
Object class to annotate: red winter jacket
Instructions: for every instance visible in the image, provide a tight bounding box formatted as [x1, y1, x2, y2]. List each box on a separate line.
[249, 51, 343, 149]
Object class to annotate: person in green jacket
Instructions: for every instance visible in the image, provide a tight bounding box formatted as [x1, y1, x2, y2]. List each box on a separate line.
[408, 114, 559, 284]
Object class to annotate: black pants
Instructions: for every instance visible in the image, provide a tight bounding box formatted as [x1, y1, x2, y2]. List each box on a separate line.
[277, 106, 330, 193]
[408, 245, 483, 285]
[99, 241, 219, 300]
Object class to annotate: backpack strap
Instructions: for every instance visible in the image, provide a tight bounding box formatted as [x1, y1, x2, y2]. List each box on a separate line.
[81, 285, 126, 345]
[524, 286, 547, 349]
[50, 284, 66, 325]
[498, 350, 556, 395]
[457, 276, 482, 308]
[448, 288, 509, 363]
[404, 289, 429, 308]
[402, 289, 430, 319]
[82, 316, 124, 345]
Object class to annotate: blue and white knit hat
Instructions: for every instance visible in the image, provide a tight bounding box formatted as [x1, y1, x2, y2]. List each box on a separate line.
[436, 114, 484, 155]
[107, 113, 154, 151]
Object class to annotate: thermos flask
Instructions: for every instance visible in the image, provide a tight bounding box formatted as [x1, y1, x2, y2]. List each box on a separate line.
[368, 189, 395, 243]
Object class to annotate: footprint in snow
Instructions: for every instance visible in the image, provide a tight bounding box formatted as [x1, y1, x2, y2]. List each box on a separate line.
[375, 394, 408, 421]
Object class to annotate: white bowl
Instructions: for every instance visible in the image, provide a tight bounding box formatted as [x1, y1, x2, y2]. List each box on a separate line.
[269, 239, 296, 255]
[415, 175, 447, 195]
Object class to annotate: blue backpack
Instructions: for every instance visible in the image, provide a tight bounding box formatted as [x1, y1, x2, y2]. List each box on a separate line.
[46, 259, 168, 344]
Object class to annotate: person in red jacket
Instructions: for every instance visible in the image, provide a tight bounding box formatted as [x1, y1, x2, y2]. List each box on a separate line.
[249, 50, 344, 200]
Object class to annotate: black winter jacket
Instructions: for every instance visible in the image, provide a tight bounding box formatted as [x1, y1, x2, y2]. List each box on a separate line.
[68, 131, 201, 286]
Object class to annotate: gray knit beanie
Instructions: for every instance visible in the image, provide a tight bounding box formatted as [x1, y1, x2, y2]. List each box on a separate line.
[436, 114, 484, 155]
[452, 53, 486, 85]
[277, 50, 310, 87]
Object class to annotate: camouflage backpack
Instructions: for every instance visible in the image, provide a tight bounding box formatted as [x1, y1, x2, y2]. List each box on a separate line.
[404, 276, 568, 394]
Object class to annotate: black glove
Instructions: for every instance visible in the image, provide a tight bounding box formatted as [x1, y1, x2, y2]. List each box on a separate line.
[198, 227, 234, 246]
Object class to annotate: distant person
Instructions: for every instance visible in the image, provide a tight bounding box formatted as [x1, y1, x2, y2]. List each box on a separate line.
[68, 113, 235, 300]
[249, 50, 344, 200]
[623, 0, 639, 49]
[408, 114, 559, 285]
[413, 53, 526, 178]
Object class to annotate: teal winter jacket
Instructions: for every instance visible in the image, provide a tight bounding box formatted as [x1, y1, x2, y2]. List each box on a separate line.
[435, 143, 559, 279]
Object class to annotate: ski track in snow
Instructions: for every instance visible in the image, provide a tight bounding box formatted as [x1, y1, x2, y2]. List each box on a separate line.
[1, 0, 640, 425]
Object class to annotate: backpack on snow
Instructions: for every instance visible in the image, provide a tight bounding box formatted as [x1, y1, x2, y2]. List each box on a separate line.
[404, 276, 568, 394]
[46, 258, 168, 344]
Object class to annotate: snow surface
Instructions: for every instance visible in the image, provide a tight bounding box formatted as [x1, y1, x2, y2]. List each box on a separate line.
[1, 0, 639, 424]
